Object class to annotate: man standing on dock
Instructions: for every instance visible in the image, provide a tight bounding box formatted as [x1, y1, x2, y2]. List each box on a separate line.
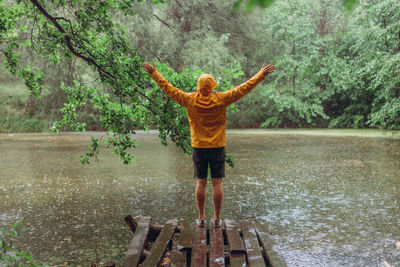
[142, 62, 275, 227]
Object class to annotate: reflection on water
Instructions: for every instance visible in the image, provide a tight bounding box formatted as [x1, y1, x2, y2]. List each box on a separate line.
[0, 131, 399, 266]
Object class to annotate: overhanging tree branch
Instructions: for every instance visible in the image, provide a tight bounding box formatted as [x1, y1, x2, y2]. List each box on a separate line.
[29, 0, 115, 79]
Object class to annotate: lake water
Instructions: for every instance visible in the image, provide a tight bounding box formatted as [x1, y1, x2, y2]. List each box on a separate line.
[0, 131, 399, 266]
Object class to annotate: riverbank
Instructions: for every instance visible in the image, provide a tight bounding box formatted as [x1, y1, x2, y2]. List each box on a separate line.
[227, 128, 400, 139]
[2, 128, 399, 139]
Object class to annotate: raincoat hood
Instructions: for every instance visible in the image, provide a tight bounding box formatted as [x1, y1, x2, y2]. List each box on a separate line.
[197, 74, 218, 96]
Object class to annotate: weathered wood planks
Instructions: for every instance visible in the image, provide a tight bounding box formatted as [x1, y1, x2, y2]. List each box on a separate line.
[241, 220, 266, 267]
[122, 216, 287, 267]
[170, 249, 187, 267]
[229, 253, 247, 267]
[224, 219, 246, 267]
[123, 216, 151, 267]
[140, 219, 178, 267]
[177, 220, 193, 251]
[224, 219, 246, 254]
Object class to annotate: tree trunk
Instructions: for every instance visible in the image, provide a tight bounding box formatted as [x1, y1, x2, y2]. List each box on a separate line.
[383, 17, 389, 51]
[316, 2, 327, 91]
[21, 95, 36, 117]
[292, 37, 296, 95]
[398, 30, 400, 53]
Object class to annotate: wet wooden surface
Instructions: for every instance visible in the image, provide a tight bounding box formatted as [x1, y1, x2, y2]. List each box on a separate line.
[191, 224, 207, 267]
[241, 221, 266, 267]
[122, 216, 287, 267]
[209, 221, 225, 267]
[224, 219, 246, 254]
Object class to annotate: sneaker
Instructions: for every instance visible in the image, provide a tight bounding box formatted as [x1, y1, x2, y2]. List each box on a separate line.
[196, 219, 206, 227]
[213, 219, 223, 228]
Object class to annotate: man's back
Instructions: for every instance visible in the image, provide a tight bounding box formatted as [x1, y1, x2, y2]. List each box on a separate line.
[150, 70, 265, 148]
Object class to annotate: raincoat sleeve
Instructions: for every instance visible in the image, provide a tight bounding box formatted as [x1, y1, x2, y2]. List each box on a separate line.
[150, 70, 190, 106]
[220, 71, 265, 106]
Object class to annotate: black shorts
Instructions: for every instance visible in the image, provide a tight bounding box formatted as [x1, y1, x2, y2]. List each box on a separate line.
[192, 147, 225, 179]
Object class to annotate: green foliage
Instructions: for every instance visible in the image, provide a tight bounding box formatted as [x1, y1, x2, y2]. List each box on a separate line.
[343, 0, 357, 11]
[260, 85, 328, 128]
[0, 94, 45, 133]
[234, 0, 275, 12]
[0, 112, 46, 133]
[235, 0, 357, 12]
[323, 0, 400, 130]
[225, 152, 235, 168]
[17, 66, 44, 97]
[79, 137, 100, 164]
[240, 0, 338, 128]
[1, 220, 44, 266]
[368, 98, 400, 129]
[126, 0, 265, 75]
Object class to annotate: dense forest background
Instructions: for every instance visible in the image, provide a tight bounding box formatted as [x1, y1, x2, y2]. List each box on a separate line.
[1, 0, 399, 133]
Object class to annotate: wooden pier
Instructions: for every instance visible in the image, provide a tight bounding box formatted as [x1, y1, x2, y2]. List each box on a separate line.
[122, 215, 287, 267]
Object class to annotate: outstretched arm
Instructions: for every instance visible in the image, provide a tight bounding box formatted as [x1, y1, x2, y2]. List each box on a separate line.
[220, 63, 275, 106]
[142, 62, 190, 106]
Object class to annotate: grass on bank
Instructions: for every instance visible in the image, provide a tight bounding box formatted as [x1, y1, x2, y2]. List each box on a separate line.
[0, 84, 46, 133]
[227, 128, 400, 139]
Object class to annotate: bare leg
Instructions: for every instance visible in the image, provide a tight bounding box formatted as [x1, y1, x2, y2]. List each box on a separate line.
[211, 178, 223, 220]
[195, 178, 207, 220]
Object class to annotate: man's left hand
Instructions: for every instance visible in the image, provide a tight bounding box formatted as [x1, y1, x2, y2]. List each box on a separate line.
[260, 64, 275, 76]
[142, 62, 156, 74]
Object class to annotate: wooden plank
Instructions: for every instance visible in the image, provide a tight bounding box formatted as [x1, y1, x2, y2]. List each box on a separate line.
[224, 219, 245, 254]
[170, 251, 187, 267]
[254, 222, 287, 267]
[241, 221, 265, 267]
[209, 221, 225, 267]
[170, 234, 188, 267]
[123, 216, 151, 267]
[177, 220, 193, 251]
[124, 215, 138, 234]
[140, 219, 178, 267]
[190, 223, 207, 267]
[229, 253, 247, 267]
[225, 219, 246, 267]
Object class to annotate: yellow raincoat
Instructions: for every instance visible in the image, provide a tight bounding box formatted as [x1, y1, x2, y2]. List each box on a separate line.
[150, 70, 265, 148]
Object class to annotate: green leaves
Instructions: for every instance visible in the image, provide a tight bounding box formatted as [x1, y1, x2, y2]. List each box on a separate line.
[323, 0, 400, 130]
[18, 66, 44, 97]
[80, 137, 100, 164]
[343, 0, 357, 11]
[235, 0, 356, 12]
[1, 220, 43, 266]
[259, 85, 328, 128]
[234, 0, 275, 12]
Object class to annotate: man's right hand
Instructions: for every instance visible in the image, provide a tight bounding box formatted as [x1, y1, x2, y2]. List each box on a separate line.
[260, 64, 275, 76]
[142, 62, 156, 74]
